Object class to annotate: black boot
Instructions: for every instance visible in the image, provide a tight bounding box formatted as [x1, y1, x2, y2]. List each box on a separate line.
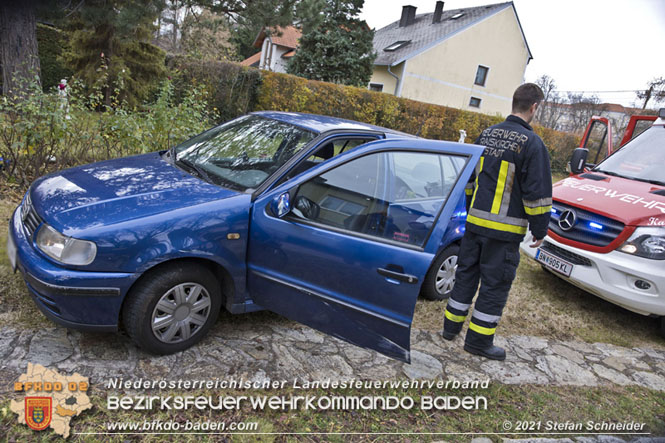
[463, 344, 506, 361]
[441, 330, 458, 341]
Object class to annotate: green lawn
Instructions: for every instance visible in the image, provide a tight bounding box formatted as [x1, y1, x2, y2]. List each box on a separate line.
[1, 384, 664, 441]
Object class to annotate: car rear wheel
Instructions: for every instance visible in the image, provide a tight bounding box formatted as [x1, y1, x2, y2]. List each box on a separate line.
[422, 244, 459, 301]
[122, 263, 222, 354]
[660, 317, 665, 339]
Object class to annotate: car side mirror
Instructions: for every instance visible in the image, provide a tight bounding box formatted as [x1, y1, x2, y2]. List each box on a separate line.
[570, 148, 589, 175]
[271, 192, 291, 218]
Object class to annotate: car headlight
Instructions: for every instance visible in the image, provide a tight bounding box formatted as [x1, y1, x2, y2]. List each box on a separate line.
[36, 224, 97, 265]
[619, 227, 665, 260]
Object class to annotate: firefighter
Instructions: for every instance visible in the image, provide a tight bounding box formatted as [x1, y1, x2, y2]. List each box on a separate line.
[442, 83, 552, 360]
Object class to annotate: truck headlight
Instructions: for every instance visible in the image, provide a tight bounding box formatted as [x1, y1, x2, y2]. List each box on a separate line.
[619, 227, 665, 260]
[36, 224, 97, 265]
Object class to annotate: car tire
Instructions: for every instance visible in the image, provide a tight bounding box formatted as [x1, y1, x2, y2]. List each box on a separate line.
[422, 244, 460, 301]
[660, 317, 665, 339]
[122, 262, 222, 354]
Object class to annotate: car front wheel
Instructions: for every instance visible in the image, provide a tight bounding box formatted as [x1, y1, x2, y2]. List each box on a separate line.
[422, 244, 459, 301]
[122, 263, 222, 354]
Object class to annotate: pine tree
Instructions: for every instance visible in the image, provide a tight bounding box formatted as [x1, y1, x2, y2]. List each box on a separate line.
[0, 0, 41, 97]
[64, 0, 166, 108]
[229, 0, 299, 60]
[287, 0, 375, 87]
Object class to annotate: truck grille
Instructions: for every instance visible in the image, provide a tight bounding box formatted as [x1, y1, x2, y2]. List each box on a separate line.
[21, 191, 43, 238]
[541, 241, 592, 267]
[549, 202, 624, 247]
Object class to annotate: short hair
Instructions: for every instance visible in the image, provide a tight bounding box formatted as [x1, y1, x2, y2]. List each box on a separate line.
[512, 83, 544, 113]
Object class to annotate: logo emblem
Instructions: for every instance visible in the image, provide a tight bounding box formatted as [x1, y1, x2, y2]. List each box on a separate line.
[25, 397, 52, 431]
[558, 209, 577, 231]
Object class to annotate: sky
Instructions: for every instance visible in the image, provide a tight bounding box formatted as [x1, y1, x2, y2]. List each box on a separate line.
[359, 0, 665, 108]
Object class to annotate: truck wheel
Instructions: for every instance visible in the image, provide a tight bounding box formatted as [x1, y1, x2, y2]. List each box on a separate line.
[422, 244, 459, 301]
[122, 263, 222, 354]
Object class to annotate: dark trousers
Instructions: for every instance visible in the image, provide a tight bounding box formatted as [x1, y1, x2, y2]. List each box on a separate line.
[443, 230, 520, 349]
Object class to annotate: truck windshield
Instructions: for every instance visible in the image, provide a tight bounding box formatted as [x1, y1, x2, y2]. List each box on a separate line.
[595, 125, 665, 186]
[174, 115, 316, 191]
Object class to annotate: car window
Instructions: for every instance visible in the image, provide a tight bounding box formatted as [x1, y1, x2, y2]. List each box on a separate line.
[277, 138, 375, 185]
[174, 116, 316, 191]
[291, 151, 466, 247]
[595, 125, 665, 185]
[583, 120, 609, 164]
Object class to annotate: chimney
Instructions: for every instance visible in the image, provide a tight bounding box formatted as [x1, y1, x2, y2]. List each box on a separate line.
[433, 1, 444, 23]
[399, 5, 417, 27]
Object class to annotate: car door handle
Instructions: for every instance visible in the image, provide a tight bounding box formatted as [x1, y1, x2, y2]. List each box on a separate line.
[377, 268, 419, 284]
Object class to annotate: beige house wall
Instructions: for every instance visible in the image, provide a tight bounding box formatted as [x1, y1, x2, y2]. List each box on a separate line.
[368, 63, 405, 95]
[376, 6, 530, 116]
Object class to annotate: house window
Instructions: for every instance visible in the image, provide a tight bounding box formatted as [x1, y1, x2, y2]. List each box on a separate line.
[474, 65, 489, 86]
[469, 97, 481, 108]
[369, 83, 383, 92]
[384, 41, 411, 52]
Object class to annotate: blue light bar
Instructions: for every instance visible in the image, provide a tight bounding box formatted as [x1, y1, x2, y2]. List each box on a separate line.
[589, 222, 603, 230]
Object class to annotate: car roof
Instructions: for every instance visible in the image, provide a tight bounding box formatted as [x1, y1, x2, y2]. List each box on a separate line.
[251, 111, 416, 138]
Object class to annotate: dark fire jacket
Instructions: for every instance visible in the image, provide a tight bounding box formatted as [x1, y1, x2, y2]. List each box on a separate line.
[464, 115, 552, 243]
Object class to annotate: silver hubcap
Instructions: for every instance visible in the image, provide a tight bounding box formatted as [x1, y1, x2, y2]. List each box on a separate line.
[435, 255, 458, 295]
[151, 282, 211, 344]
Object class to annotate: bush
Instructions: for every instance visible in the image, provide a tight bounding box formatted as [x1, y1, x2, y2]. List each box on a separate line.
[535, 126, 580, 173]
[255, 71, 579, 171]
[0, 58, 580, 188]
[0, 77, 213, 187]
[168, 57, 261, 123]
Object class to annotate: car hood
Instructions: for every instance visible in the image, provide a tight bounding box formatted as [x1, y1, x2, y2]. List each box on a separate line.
[554, 173, 665, 226]
[30, 152, 240, 234]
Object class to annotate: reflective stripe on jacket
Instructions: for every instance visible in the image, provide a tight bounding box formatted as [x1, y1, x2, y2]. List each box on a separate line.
[466, 115, 552, 242]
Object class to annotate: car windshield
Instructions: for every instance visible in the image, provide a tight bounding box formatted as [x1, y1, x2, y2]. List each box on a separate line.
[174, 115, 316, 191]
[594, 125, 665, 186]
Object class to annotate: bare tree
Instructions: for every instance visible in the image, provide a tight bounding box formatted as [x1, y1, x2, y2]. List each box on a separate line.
[564, 93, 602, 133]
[534, 74, 564, 129]
[637, 77, 665, 110]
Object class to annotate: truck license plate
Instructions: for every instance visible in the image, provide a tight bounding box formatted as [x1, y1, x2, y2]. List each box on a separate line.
[536, 249, 573, 277]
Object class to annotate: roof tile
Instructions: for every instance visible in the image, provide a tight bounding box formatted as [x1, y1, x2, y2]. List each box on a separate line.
[373, 2, 514, 66]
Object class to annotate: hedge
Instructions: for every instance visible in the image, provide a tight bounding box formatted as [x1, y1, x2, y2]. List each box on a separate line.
[166, 59, 580, 172]
[256, 71, 579, 172]
[167, 56, 262, 123]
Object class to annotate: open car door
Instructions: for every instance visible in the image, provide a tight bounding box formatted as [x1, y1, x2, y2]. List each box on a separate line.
[579, 117, 612, 168]
[618, 115, 657, 148]
[247, 139, 481, 362]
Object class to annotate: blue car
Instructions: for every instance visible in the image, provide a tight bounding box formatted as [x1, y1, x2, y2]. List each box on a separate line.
[7, 112, 481, 362]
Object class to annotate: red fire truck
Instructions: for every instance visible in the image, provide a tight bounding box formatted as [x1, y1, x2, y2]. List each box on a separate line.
[521, 109, 665, 337]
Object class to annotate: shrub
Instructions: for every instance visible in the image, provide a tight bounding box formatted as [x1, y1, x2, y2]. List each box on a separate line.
[168, 57, 261, 123]
[0, 58, 580, 188]
[256, 70, 579, 170]
[0, 77, 212, 187]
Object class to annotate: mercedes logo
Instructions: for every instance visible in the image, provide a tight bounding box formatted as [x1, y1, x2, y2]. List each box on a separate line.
[558, 209, 577, 231]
